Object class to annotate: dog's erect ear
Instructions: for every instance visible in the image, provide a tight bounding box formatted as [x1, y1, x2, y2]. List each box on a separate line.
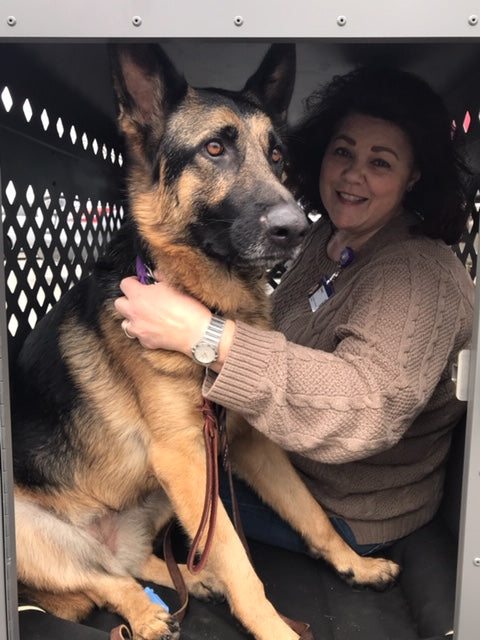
[242, 44, 296, 128]
[109, 44, 188, 138]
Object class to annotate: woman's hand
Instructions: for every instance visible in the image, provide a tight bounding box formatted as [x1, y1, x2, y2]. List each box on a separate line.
[115, 274, 212, 355]
[114, 274, 235, 370]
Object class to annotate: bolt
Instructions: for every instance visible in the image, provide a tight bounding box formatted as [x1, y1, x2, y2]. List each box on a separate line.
[132, 16, 142, 27]
[234, 16, 244, 27]
[337, 15, 347, 27]
[474, 557, 480, 566]
[6, 16, 16, 27]
[468, 15, 478, 26]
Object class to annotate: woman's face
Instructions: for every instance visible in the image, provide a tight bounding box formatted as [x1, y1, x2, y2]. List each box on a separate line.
[319, 113, 420, 239]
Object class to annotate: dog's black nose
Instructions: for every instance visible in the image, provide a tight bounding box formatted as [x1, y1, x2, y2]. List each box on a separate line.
[261, 204, 308, 248]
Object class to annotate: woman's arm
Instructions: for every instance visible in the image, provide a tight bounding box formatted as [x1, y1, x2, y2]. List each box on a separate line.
[114, 258, 471, 464]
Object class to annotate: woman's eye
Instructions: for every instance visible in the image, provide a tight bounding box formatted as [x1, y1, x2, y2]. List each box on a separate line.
[205, 140, 224, 157]
[333, 146, 350, 158]
[372, 158, 391, 169]
[271, 146, 283, 163]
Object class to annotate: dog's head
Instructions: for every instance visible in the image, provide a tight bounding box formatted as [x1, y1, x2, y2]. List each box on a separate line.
[110, 44, 307, 268]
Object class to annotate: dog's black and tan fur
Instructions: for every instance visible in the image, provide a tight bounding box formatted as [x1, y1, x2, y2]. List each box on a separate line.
[12, 45, 399, 640]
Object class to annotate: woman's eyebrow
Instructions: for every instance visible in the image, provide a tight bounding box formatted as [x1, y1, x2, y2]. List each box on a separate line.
[332, 134, 400, 160]
[371, 145, 399, 160]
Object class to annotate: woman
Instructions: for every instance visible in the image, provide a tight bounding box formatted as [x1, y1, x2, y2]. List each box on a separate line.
[115, 67, 475, 554]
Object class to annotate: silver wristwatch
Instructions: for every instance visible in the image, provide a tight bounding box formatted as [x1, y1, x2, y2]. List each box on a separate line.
[191, 314, 226, 366]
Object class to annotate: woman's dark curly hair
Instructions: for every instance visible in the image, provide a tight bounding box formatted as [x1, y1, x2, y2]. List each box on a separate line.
[286, 67, 471, 245]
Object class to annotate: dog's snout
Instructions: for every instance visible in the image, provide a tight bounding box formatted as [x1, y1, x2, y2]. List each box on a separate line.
[261, 204, 308, 248]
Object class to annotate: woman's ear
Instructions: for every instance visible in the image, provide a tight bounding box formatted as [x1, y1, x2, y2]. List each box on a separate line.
[407, 169, 421, 192]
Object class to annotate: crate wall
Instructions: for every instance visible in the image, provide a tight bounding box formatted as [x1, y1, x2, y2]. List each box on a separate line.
[0, 44, 125, 361]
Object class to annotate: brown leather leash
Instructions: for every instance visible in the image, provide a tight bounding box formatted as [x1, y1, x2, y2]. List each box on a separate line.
[164, 399, 313, 639]
[186, 399, 222, 573]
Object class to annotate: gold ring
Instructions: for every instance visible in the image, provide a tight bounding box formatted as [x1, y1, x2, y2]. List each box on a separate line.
[122, 321, 135, 340]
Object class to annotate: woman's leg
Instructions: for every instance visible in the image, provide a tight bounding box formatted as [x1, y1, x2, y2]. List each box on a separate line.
[220, 471, 393, 557]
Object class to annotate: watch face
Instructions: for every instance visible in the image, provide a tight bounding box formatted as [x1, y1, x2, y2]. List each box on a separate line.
[192, 341, 217, 365]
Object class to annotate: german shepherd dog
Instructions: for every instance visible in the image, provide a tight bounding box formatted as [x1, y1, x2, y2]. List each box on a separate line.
[12, 44, 399, 640]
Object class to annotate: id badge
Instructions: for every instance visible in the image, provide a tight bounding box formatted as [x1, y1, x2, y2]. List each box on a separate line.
[308, 276, 334, 312]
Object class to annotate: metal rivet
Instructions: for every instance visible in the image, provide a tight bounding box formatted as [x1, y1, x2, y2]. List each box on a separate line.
[468, 15, 478, 26]
[234, 16, 244, 27]
[132, 16, 142, 27]
[337, 15, 347, 27]
[6, 16, 16, 27]
[473, 557, 480, 566]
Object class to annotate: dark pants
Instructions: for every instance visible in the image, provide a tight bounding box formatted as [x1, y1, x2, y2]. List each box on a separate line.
[219, 471, 393, 556]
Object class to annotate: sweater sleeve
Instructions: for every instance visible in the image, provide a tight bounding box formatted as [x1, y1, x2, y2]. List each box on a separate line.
[203, 253, 471, 463]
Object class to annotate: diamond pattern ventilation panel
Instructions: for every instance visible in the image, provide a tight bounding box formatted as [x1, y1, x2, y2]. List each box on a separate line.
[1, 71, 479, 352]
[1, 81, 125, 358]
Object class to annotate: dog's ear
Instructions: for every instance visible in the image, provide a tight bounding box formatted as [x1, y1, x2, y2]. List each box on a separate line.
[109, 44, 187, 140]
[242, 44, 296, 128]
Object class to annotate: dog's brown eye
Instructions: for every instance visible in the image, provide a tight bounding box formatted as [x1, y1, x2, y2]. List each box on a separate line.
[206, 140, 224, 157]
[271, 146, 282, 163]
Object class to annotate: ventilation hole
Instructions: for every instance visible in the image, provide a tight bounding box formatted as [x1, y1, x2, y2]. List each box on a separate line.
[8, 315, 18, 337]
[26, 228, 36, 249]
[6, 271, 17, 294]
[70, 125, 77, 144]
[28, 308, 38, 329]
[22, 98, 33, 122]
[58, 192, 66, 211]
[56, 117, 64, 138]
[92, 139, 99, 155]
[463, 111, 471, 133]
[40, 108, 50, 131]
[82, 133, 89, 150]
[73, 195, 81, 213]
[1, 86, 13, 112]
[36, 287, 46, 306]
[26, 184, 35, 206]
[43, 188, 51, 209]
[5, 180, 16, 204]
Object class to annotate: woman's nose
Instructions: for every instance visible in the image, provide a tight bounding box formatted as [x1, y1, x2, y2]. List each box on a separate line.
[342, 159, 364, 181]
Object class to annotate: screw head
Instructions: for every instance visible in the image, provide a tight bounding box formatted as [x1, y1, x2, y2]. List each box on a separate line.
[234, 16, 244, 27]
[473, 557, 480, 566]
[337, 15, 347, 27]
[132, 16, 142, 27]
[468, 15, 478, 26]
[6, 16, 16, 27]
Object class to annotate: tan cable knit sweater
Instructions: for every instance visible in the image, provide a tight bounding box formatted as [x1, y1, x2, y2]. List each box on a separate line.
[204, 213, 474, 544]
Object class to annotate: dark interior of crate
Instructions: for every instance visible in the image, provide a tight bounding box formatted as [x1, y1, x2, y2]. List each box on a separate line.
[1, 41, 479, 640]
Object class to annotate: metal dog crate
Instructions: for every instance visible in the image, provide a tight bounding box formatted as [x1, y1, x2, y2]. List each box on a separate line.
[1, 2, 480, 639]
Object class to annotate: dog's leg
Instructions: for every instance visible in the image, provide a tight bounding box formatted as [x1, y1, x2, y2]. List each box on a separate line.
[15, 495, 180, 640]
[229, 424, 400, 589]
[140, 554, 224, 602]
[149, 440, 300, 640]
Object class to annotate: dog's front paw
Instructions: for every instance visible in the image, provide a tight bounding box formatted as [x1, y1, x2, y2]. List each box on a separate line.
[133, 605, 180, 640]
[340, 556, 400, 590]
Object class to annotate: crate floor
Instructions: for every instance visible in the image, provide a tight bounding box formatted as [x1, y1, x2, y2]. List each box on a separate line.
[18, 517, 456, 640]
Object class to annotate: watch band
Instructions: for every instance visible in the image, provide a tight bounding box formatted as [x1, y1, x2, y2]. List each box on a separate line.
[203, 315, 226, 344]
